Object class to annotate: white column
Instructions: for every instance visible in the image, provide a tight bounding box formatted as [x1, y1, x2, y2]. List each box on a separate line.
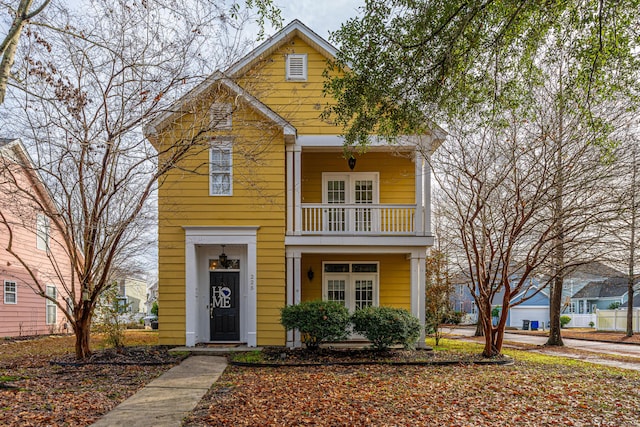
[286, 146, 294, 235]
[410, 252, 427, 348]
[286, 254, 294, 347]
[293, 253, 302, 347]
[184, 239, 198, 347]
[424, 154, 432, 236]
[294, 146, 302, 235]
[414, 150, 424, 235]
[246, 239, 258, 347]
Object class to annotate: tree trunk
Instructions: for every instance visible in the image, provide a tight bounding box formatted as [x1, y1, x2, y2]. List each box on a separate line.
[73, 305, 93, 359]
[627, 146, 636, 337]
[547, 275, 564, 346]
[547, 81, 565, 347]
[474, 321, 484, 337]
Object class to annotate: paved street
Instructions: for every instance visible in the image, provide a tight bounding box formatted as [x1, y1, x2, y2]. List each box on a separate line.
[445, 326, 640, 370]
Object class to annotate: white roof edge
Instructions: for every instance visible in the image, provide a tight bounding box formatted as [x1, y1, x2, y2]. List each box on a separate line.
[225, 19, 339, 77]
[144, 71, 296, 138]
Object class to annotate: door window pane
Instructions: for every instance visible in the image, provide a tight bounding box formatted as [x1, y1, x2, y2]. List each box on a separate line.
[355, 279, 373, 310]
[327, 280, 346, 306]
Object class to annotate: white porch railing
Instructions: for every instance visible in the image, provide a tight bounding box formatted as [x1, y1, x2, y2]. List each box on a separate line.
[565, 313, 596, 328]
[596, 309, 640, 332]
[300, 204, 416, 235]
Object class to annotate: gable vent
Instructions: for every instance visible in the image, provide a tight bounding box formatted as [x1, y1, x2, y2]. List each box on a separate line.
[209, 103, 232, 130]
[286, 54, 307, 81]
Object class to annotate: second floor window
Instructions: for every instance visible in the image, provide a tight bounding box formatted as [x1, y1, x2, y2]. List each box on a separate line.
[210, 141, 232, 196]
[36, 214, 50, 251]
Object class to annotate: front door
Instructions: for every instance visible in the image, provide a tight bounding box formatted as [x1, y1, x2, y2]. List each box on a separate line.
[210, 271, 240, 341]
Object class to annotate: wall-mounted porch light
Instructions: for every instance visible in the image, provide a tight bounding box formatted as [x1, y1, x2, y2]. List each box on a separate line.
[307, 267, 314, 281]
[348, 156, 356, 170]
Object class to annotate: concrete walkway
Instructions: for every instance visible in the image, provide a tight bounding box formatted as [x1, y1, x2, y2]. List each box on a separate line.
[91, 356, 227, 427]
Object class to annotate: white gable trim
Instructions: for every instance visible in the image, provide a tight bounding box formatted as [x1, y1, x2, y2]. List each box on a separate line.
[225, 19, 339, 78]
[144, 72, 296, 140]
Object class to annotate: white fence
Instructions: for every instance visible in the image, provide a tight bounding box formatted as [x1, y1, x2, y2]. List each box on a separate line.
[565, 313, 596, 328]
[596, 309, 640, 332]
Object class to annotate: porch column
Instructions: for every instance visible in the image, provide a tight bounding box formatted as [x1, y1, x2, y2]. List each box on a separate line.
[286, 146, 294, 235]
[293, 253, 302, 347]
[294, 146, 302, 235]
[414, 150, 424, 235]
[410, 251, 427, 348]
[184, 239, 198, 347]
[424, 154, 432, 236]
[285, 250, 303, 348]
[286, 254, 294, 347]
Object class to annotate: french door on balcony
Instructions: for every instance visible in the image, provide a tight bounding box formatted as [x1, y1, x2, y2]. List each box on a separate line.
[323, 173, 379, 233]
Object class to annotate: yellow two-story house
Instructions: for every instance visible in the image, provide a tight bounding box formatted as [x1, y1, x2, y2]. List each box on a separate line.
[145, 20, 444, 348]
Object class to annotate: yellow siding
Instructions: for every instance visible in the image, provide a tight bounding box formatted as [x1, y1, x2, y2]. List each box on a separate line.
[301, 152, 416, 204]
[238, 36, 339, 135]
[156, 94, 287, 346]
[301, 254, 411, 311]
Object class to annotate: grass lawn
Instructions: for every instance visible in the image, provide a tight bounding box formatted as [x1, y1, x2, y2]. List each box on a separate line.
[183, 340, 640, 427]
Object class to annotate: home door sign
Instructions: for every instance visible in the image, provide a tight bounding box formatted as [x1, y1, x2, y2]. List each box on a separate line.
[209, 271, 240, 341]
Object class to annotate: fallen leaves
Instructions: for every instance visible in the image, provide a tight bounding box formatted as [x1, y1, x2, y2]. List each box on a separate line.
[0, 331, 178, 426]
[185, 351, 640, 427]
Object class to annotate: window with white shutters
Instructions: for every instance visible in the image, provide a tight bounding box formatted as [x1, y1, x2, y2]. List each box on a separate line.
[286, 54, 307, 81]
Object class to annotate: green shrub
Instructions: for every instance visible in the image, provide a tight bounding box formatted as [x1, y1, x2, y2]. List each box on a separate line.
[351, 306, 421, 351]
[560, 315, 571, 328]
[608, 301, 621, 310]
[280, 300, 350, 350]
[151, 301, 159, 316]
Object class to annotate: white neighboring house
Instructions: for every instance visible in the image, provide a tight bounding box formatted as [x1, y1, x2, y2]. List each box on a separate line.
[116, 277, 147, 319]
[145, 280, 158, 315]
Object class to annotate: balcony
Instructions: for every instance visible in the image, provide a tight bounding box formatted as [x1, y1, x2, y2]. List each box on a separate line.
[298, 204, 418, 235]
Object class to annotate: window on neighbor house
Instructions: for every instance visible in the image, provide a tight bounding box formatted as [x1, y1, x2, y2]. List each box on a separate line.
[286, 54, 307, 81]
[209, 103, 232, 130]
[4, 281, 17, 304]
[46, 285, 57, 325]
[323, 262, 378, 312]
[209, 140, 232, 196]
[36, 214, 50, 251]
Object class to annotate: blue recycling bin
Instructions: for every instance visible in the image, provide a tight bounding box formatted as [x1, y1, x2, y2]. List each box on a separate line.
[531, 320, 539, 330]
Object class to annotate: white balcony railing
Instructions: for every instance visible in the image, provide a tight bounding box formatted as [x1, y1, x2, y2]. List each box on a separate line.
[300, 204, 416, 235]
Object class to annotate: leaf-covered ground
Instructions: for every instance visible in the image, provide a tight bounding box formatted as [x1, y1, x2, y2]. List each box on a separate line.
[0, 330, 178, 426]
[184, 341, 640, 427]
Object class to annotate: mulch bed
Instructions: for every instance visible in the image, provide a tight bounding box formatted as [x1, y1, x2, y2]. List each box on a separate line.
[232, 346, 513, 367]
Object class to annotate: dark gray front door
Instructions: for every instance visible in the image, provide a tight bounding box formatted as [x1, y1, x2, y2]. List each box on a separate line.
[210, 271, 240, 341]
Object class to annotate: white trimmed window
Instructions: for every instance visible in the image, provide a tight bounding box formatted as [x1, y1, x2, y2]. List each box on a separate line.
[209, 103, 232, 130]
[209, 139, 232, 196]
[286, 54, 307, 81]
[4, 281, 17, 304]
[323, 262, 378, 312]
[36, 214, 50, 251]
[46, 285, 57, 325]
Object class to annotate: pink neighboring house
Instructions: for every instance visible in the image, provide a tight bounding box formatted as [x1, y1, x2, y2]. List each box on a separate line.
[0, 138, 72, 337]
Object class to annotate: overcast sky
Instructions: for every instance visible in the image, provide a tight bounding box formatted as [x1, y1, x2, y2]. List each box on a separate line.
[266, 0, 363, 40]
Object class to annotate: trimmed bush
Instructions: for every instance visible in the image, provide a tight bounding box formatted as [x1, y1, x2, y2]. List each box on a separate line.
[560, 315, 572, 328]
[280, 300, 350, 350]
[351, 306, 421, 351]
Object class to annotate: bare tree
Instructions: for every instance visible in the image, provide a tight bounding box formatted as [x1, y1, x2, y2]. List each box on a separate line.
[0, 0, 50, 104]
[432, 98, 615, 357]
[604, 129, 640, 337]
[0, 0, 280, 359]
